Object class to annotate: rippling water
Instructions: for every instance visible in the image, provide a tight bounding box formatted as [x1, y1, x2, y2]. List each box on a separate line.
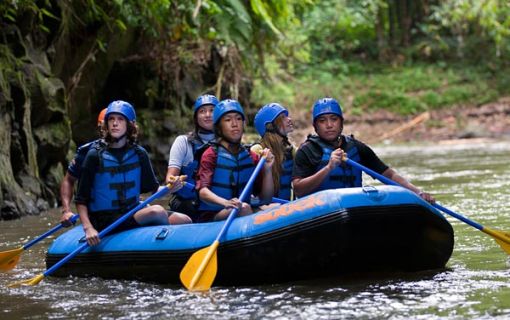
[1, 139, 510, 319]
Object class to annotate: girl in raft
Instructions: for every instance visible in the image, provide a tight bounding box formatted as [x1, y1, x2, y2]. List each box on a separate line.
[252, 102, 296, 201]
[195, 99, 276, 222]
[166, 94, 218, 222]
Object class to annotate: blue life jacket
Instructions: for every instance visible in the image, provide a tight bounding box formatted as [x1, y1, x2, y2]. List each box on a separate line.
[308, 135, 362, 192]
[89, 145, 142, 213]
[176, 134, 209, 200]
[277, 148, 294, 200]
[199, 144, 255, 212]
[68, 139, 105, 178]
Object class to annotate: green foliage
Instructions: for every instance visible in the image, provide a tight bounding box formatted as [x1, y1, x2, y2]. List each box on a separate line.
[253, 62, 509, 115]
[422, 0, 510, 60]
[0, 0, 59, 33]
[4, 0, 510, 117]
[302, 0, 380, 63]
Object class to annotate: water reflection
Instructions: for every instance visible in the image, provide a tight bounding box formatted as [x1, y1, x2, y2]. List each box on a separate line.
[1, 140, 510, 319]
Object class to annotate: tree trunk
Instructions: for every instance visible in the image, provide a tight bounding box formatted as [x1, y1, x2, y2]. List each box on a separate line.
[376, 3, 386, 61]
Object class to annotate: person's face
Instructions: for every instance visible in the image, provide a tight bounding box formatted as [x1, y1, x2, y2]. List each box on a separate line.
[314, 114, 342, 142]
[219, 112, 244, 142]
[196, 105, 214, 131]
[277, 113, 294, 136]
[108, 114, 128, 138]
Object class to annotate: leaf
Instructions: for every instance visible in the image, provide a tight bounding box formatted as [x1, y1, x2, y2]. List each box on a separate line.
[115, 19, 127, 31]
[41, 8, 59, 20]
[250, 0, 283, 36]
[222, 0, 252, 25]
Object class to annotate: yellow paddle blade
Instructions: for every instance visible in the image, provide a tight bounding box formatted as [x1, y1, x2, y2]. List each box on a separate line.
[0, 247, 23, 272]
[180, 241, 219, 291]
[483, 228, 510, 255]
[7, 273, 45, 288]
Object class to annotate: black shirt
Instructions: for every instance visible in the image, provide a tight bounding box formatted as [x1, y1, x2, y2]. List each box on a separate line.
[292, 134, 389, 179]
[75, 144, 160, 205]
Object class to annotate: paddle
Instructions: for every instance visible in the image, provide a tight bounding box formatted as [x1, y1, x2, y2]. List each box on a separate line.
[343, 157, 510, 254]
[180, 156, 267, 291]
[0, 215, 80, 272]
[7, 183, 174, 288]
[182, 181, 288, 205]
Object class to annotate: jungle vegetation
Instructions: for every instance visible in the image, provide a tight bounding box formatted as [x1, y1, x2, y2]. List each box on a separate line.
[3, 0, 510, 116]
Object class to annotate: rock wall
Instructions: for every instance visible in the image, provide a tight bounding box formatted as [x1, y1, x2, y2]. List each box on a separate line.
[0, 4, 251, 220]
[0, 25, 69, 219]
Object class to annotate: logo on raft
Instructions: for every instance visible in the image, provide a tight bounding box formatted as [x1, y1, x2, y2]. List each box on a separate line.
[254, 194, 328, 224]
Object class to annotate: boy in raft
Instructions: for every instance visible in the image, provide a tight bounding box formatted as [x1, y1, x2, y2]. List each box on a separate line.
[292, 97, 435, 202]
[195, 99, 276, 222]
[75, 100, 191, 246]
[251, 102, 296, 201]
[59, 107, 107, 227]
[166, 94, 218, 222]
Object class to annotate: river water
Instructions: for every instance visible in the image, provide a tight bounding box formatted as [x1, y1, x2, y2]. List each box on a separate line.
[1, 139, 510, 319]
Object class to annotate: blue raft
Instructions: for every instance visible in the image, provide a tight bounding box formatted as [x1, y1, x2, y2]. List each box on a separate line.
[46, 186, 454, 285]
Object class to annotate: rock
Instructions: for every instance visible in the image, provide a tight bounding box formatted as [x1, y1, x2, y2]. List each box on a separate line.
[17, 174, 42, 198]
[1, 201, 19, 220]
[36, 198, 50, 212]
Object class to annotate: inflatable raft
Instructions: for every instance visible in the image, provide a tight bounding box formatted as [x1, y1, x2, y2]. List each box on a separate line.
[46, 186, 454, 285]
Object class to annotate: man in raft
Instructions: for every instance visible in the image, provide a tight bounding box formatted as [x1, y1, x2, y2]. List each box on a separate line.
[292, 97, 435, 202]
[59, 108, 107, 226]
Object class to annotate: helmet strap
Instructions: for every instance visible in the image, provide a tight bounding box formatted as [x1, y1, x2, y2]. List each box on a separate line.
[112, 133, 127, 144]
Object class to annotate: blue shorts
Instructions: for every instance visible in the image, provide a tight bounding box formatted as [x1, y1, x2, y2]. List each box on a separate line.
[89, 210, 141, 233]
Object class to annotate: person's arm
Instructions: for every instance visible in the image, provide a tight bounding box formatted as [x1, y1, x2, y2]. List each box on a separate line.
[258, 149, 275, 202]
[60, 144, 88, 226]
[199, 187, 237, 208]
[74, 149, 100, 245]
[166, 135, 191, 183]
[166, 167, 181, 184]
[357, 140, 435, 203]
[77, 203, 99, 246]
[292, 145, 343, 197]
[59, 172, 77, 226]
[382, 168, 435, 202]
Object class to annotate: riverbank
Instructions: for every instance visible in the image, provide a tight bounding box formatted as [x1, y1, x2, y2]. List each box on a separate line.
[288, 96, 510, 145]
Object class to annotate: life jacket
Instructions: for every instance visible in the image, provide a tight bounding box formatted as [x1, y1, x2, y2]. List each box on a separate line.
[176, 134, 210, 200]
[276, 146, 294, 200]
[76, 139, 102, 159]
[308, 135, 362, 191]
[68, 139, 105, 178]
[89, 144, 142, 213]
[198, 143, 255, 212]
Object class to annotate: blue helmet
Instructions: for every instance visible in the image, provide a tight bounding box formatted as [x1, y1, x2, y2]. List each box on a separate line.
[194, 94, 219, 113]
[213, 99, 245, 125]
[254, 103, 288, 136]
[105, 100, 136, 122]
[312, 98, 343, 122]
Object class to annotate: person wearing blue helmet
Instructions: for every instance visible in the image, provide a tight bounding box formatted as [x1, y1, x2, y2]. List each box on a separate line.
[165, 94, 219, 221]
[251, 102, 295, 201]
[75, 100, 191, 246]
[195, 99, 276, 222]
[292, 97, 435, 203]
[59, 108, 107, 227]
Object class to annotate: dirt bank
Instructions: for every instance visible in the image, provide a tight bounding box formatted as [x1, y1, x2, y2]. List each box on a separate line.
[288, 97, 510, 145]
